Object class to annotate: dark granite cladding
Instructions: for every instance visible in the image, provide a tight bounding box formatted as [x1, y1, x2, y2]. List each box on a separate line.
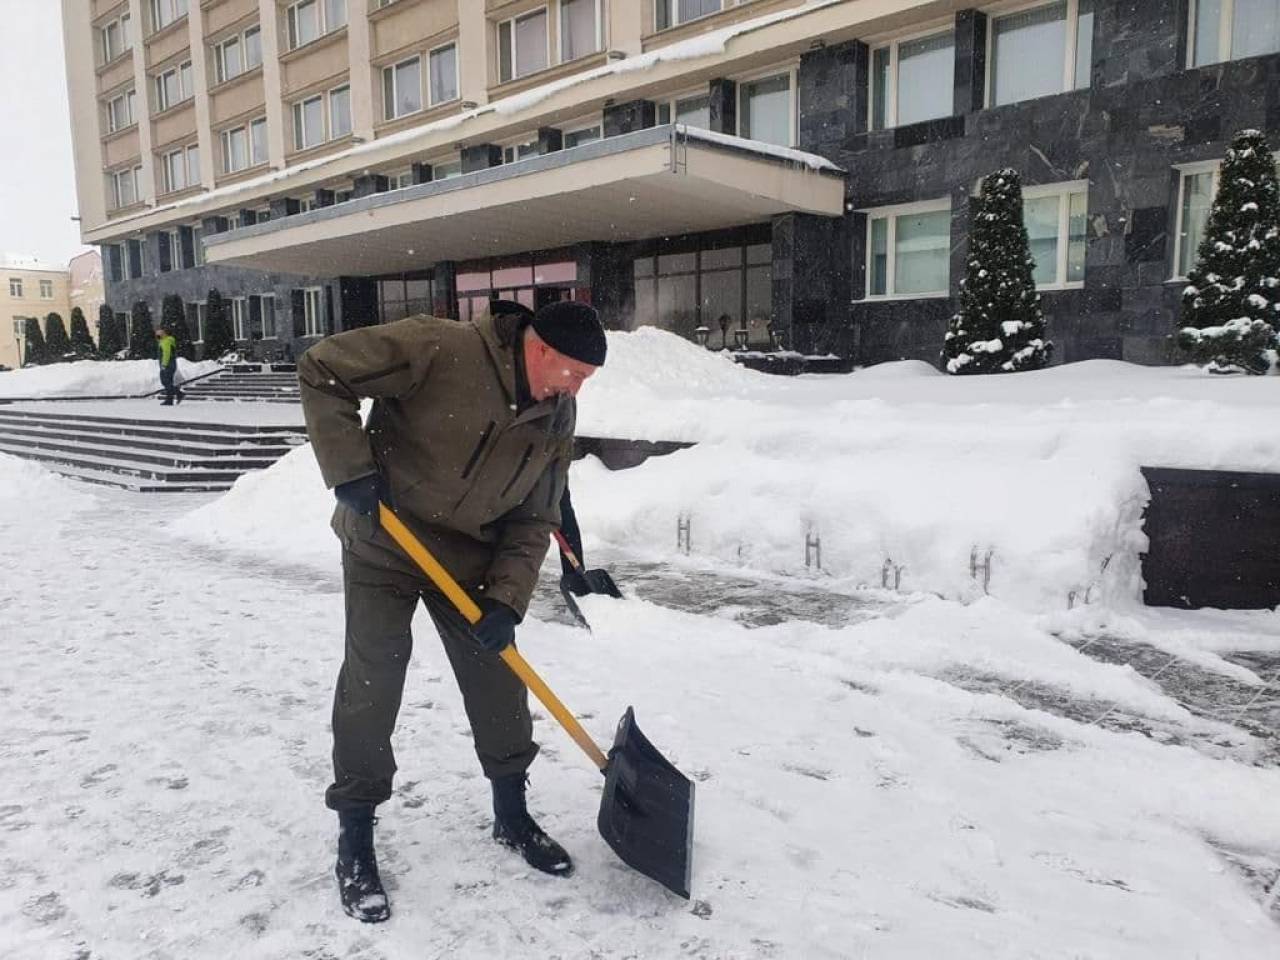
[798, 39, 866, 155]
[709, 78, 737, 134]
[461, 143, 503, 172]
[797, 2, 1280, 366]
[104, 262, 342, 361]
[953, 10, 987, 115]
[353, 174, 389, 199]
[536, 126, 564, 153]
[602, 99, 656, 137]
[771, 213, 851, 355]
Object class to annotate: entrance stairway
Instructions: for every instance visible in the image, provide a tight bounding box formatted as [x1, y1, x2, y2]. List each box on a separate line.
[182, 364, 300, 403]
[0, 408, 308, 492]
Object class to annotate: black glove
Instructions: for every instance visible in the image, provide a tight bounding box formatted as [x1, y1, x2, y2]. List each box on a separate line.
[334, 473, 383, 517]
[472, 600, 518, 653]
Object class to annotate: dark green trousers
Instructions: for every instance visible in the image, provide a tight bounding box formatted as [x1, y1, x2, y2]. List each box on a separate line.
[324, 541, 538, 812]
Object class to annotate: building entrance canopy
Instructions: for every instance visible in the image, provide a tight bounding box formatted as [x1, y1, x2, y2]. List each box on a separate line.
[203, 126, 846, 278]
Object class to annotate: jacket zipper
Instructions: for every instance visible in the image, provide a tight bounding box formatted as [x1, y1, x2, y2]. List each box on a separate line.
[460, 421, 496, 479]
[500, 445, 535, 497]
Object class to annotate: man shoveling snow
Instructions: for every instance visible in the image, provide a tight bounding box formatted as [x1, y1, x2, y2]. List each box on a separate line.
[298, 300, 605, 922]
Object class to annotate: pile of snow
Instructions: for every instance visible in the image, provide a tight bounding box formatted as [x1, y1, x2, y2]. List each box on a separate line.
[0, 358, 220, 399]
[176, 330, 1280, 611]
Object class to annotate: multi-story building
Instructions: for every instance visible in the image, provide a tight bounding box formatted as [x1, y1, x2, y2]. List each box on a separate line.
[62, 0, 1280, 367]
[1, 256, 73, 369]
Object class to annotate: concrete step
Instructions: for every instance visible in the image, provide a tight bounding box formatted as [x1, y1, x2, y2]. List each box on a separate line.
[0, 432, 280, 470]
[0, 409, 306, 437]
[0, 441, 253, 485]
[23, 460, 234, 492]
[0, 422, 297, 458]
[181, 396, 301, 404]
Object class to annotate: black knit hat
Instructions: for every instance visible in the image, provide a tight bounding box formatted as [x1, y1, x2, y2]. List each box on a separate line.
[530, 301, 607, 367]
[489, 299, 535, 325]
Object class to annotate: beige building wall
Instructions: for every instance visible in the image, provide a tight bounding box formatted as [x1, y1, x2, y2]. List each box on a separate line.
[63, 0, 937, 250]
[0, 263, 73, 369]
[69, 250, 106, 337]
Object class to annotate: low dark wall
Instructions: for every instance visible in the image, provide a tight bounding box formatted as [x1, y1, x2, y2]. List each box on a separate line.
[1142, 467, 1280, 609]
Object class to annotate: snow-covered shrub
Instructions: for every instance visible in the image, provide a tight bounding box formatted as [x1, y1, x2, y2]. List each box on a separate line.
[943, 168, 1052, 375]
[1178, 129, 1280, 374]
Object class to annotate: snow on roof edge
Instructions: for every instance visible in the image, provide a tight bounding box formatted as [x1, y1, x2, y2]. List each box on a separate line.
[100, 0, 853, 233]
[681, 126, 844, 172]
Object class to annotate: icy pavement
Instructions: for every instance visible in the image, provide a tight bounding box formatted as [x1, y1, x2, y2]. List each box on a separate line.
[3, 479, 1280, 959]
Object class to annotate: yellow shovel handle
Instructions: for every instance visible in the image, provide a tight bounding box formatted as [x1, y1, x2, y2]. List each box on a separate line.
[378, 503, 608, 771]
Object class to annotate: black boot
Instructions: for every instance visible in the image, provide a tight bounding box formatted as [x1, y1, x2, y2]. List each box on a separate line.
[335, 808, 390, 923]
[492, 775, 574, 877]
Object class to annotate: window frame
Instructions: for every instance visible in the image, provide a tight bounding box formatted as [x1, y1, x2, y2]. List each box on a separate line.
[286, 0, 345, 50]
[154, 60, 194, 112]
[868, 23, 957, 130]
[1020, 180, 1089, 290]
[563, 120, 603, 148]
[983, 0, 1093, 108]
[656, 0, 723, 32]
[1172, 159, 1222, 281]
[149, 0, 189, 34]
[303, 286, 325, 336]
[8, 278, 22, 298]
[859, 197, 953, 301]
[329, 83, 353, 139]
[383, 55, 424, 120]
[162, 146, 188, 193]
[213, 26, 262, 85]
[39, 279, 54, 300]
[260, 293, 278, 339]
[220, 121, 264, 174]
[1187, 0, 1280, 66]
[734, 64, 800, 148]
[100, 13, 133, 63]
[108, 165, 142, 209]
[497, 6, 551, 83]
[431, 157, 463, 180]
[656, 88, 713, 127]
[428, 40, 459, 106]
[106, 89, 137, 133]
[558, 0, 603, 63]
[292, 93, 326, 151]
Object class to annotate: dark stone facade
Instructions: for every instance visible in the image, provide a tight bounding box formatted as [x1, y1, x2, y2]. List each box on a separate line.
[104, 258, 341, 361]
[799, 3, 1280, 366]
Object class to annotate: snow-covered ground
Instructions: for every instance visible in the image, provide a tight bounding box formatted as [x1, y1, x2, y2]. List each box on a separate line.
[0, 358, 220, 400]
[2, 335, 1278, 958]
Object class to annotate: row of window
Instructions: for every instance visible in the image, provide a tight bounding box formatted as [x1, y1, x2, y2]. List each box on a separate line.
[862, 156, 1278, 301]
[865, 184, 1087, 300]
[101, 0, 745, 70]
[6, 279, 55, 300]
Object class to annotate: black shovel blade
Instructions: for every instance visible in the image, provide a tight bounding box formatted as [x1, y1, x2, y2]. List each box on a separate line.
[597, 707, 695, 899]
[583, 568, 623, 598]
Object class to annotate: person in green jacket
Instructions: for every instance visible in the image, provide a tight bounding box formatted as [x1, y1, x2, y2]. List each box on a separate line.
[155, 327, 182, 405]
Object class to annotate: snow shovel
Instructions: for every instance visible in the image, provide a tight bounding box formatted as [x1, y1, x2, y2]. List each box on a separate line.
[553, 530, 622, 630]
[378, 503, 695, 899]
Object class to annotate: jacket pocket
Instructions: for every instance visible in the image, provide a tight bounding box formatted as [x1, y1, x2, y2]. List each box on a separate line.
[461, 421, 497, 480]
[500, 444, 535, 498]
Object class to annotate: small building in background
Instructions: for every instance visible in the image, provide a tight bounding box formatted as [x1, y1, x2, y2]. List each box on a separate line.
[0, 255, 72, 369]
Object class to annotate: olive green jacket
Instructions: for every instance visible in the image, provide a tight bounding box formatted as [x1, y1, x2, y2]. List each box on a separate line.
[298, 313, 574, 616]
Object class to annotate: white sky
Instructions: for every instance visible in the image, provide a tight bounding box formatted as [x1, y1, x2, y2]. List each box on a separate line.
[0, 1, 91, 268]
